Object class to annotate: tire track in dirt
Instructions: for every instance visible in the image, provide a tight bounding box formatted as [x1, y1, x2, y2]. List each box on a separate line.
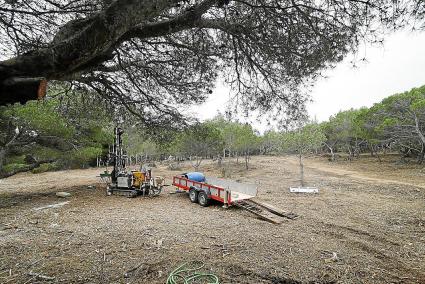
[314, 221, 425, 283]
[318, 222, 401, 246]
[276, 156, 425, 283]
[348, 239, 425, 283]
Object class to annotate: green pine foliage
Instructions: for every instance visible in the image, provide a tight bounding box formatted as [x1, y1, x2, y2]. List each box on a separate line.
[0, 86, 113, 175]
[2, 83, 425, 177]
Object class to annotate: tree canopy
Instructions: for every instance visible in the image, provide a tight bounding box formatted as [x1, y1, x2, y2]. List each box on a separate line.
[170, 122, 223, 169]
[2, 82, 425, 178]
[0, 87, 113, 176]
[1, 0, 424, 125]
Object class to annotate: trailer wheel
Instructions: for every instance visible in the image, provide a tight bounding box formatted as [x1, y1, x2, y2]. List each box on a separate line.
[198, 191, 209, 207]
[189, 188, 198, 203]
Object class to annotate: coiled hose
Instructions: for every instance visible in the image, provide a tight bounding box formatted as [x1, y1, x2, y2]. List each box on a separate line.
[166, 261, 219, 284]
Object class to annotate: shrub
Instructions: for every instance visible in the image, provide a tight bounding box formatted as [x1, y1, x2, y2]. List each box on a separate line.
[2, 163, 29, 173]
[4, 155, 26, 165]
[31, 162, 59, 174]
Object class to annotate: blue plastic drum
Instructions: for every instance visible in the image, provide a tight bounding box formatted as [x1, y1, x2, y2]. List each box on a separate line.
[183, 172, 206, 182]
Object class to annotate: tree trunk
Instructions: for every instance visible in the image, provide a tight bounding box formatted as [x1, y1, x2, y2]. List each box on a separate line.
[245, 153, 249, 170]
[198, 157, 202, 170]
[414, 112, 425, 144]
[417, 143, 425, 164]
[0, 148, 6, 172]
[191, 156, 202, 171]
[347, 146, 353, 161]
[299, 153, 304, 187]
[374, 146, 382, 163]
[355, 147, 360, 158]
[324, 143, 335, 162]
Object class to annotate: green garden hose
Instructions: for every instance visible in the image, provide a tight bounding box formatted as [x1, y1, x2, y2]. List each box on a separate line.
[166, 261, 220, 284]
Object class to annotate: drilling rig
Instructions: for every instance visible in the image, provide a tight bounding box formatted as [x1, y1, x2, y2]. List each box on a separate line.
[104, 127, 164, 198]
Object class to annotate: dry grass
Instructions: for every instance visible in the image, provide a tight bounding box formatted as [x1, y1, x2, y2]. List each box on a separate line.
[0, 156, 424, 283]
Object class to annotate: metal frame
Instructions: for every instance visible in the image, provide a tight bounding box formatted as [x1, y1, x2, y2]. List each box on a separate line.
[172, 176, 232, 204]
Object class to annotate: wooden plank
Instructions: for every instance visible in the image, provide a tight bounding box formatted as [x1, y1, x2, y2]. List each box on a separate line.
[247, 199, 298, 219]
[243, 207, 283, 224]
[234, 201, 284, 224]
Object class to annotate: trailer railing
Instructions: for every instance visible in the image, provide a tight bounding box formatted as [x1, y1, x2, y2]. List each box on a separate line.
[172, 176, 231, 203]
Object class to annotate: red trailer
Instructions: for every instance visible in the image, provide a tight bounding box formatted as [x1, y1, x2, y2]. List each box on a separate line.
[172, 175, 257, 207]
[172, 174, 297, 223]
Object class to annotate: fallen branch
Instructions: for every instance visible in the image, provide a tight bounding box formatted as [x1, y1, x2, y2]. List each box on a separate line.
[28, 271, 55, 281]
[33, 201, 69, 211]
[124, 263, 145, 278]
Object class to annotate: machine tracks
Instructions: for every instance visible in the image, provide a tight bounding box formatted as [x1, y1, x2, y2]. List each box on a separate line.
[234, 199, 297, 224]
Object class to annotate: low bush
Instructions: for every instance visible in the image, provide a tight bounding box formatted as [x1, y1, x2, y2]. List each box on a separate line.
[2, 163, 29, 173]
[4, 155, 26, 165]
[31, 162, 59, 174]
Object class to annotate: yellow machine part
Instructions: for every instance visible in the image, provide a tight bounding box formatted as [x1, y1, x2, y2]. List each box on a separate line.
[132, 171, 145, 188]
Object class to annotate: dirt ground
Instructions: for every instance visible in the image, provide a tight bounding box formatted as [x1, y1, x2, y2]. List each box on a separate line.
[1, 155, 424, 284]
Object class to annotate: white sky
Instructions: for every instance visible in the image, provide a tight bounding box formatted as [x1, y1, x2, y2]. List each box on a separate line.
[193, 30, 425, 132]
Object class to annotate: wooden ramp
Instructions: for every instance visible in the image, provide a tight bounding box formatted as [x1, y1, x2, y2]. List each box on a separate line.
[233, 199, 297, 224]
[248, 199, 298, 220]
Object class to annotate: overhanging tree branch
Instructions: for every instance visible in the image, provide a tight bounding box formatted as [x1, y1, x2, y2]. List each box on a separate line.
[0, 0, 423, 126]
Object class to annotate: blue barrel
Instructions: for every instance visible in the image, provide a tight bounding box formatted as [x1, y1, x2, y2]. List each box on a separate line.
[184, 172, 206, 182]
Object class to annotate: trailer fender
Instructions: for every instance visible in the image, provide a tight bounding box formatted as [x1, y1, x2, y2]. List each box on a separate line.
[189, 186, 211, 198]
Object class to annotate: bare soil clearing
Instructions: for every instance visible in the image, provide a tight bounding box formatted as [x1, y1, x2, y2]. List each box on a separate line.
[1, 156, 424, 283]
[291, 155, 425, 189]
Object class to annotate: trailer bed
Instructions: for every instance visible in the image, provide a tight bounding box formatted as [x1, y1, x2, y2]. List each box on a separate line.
[229, 191, 254, 202]
[172, 175, 296, 224]
[172, 176, 257, 204]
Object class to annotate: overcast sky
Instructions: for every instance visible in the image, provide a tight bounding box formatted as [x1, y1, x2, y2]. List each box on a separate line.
[193, 29, 425, 132]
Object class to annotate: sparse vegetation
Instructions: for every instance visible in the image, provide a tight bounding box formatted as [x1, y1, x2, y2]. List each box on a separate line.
[1, 1, 425, 283]
[3, 84, 424, 177]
